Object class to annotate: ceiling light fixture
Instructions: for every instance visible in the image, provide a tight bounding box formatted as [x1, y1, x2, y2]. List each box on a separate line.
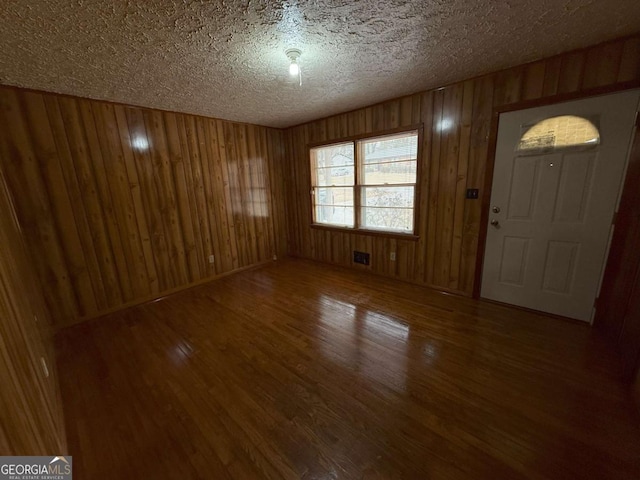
[285, 48, 302, 86]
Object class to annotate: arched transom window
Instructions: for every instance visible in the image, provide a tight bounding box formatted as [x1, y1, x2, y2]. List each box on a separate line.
[517, 115, 600, 153]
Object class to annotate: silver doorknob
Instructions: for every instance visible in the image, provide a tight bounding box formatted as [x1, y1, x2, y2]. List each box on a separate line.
[490, 219, 500, 227]
[492, 206, 501, 213]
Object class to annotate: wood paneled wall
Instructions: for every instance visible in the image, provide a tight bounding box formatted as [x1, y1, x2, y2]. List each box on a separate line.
[0, 165, 66, 454]
[0, 87, 287, 326]
[284, 35, 640, 295]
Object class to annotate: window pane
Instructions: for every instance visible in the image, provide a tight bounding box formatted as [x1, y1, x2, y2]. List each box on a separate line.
[361, 207, 413, 232]
[314, 166, 355, 186]
[315, 205, 354, 227]
[362, 186, 414, 208]
[311, 142, 354, 186]
[313, 187, 354, 227]
[362, 160, 416, 185]
[314, 187, 354, 206]
[361, 185, 414, 232]
[517, 115, 600, 153]
[361, 132, 418, 166]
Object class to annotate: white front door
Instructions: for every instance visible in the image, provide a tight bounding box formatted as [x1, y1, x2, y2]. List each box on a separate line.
[481, 90, 640, 322]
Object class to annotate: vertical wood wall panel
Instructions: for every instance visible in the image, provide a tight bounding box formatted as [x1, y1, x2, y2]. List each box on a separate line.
[0, 164, 66, 454]
[0, 88, 287, 326]
[284, 35, 640, 295]
[0, 90, 80, 317]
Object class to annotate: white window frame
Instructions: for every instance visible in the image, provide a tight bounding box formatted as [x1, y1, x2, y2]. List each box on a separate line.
[310, 128, 420, 236]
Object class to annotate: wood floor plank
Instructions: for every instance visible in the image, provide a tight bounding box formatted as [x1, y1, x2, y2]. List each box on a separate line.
[57, 259, 640, 479]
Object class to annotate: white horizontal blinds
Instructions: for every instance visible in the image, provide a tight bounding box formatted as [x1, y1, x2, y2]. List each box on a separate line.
[359, 131, 418, 232]
[310, 142, 355, 227]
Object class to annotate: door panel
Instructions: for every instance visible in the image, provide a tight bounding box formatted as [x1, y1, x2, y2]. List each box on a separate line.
[541, 240, 579, 294]
[507, 157, 540, 220]
[553, 152, 594, 222]
[481, 90, 640, 322]
[499, 236, 530, 286]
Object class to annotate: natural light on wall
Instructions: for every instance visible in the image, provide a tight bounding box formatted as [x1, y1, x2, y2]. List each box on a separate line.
[517, 115, 600, 153]
[131, 135, 149, 151]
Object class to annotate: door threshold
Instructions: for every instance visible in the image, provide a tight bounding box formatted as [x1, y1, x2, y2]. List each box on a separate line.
[479, 297, 591, 326]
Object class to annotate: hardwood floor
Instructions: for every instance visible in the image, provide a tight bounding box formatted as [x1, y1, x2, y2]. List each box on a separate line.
[56, 259, 640, 479]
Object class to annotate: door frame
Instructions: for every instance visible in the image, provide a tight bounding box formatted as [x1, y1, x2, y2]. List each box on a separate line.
[593, 117, 640, 381]
[473, 81, 640, 301]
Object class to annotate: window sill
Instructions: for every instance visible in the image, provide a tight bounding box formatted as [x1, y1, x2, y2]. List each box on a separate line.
[310, 224, 419, 241]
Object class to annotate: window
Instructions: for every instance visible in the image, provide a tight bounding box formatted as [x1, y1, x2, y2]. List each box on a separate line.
[517, 115, 600, 154]
[310, 130, 418, 234]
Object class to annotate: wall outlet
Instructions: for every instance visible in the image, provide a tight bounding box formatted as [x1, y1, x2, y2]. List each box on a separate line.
[390, 252, 396, 261]
[273, 254, 277, 261]
[208, 255, 215, 264]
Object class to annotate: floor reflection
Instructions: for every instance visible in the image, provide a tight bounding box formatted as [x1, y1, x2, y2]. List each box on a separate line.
[422, 342, 438, 366]
[168, 339, 194, 367]
[316, 294, 409, 393]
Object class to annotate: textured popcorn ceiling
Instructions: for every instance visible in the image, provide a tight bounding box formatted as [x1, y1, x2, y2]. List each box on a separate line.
[1, 1, 639, 128]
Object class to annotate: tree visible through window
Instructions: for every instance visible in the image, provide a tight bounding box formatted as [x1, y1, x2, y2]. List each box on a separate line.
[310, 130, 418, 234]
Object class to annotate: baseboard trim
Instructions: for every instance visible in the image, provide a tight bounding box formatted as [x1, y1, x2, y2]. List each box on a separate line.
[56, 260, 275, 330]
[286, 253, 469, 297]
